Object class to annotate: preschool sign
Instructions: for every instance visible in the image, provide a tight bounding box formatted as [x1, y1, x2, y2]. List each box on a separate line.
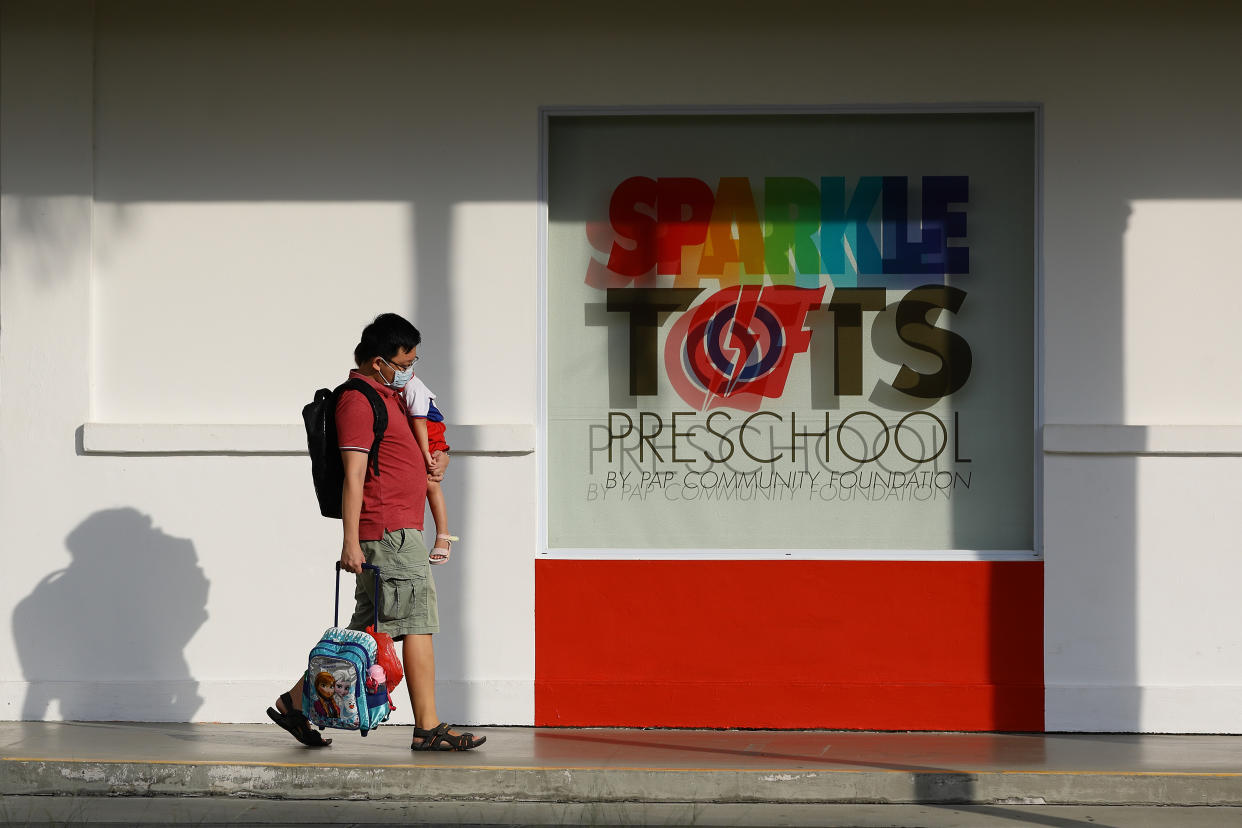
[545, 113, 1036, 554]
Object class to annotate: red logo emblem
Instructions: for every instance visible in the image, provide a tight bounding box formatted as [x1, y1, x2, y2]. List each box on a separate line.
[664, 286, 825, 411]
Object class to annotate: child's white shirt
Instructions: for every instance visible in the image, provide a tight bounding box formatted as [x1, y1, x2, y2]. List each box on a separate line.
[400, 375, 436, 418]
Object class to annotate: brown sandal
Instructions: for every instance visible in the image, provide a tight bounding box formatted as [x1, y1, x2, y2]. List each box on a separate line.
[410, 722, 485, 751]
[267, 692, 332, 747]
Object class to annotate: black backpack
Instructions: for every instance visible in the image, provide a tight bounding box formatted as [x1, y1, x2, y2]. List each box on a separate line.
[303, 378, 387, 518]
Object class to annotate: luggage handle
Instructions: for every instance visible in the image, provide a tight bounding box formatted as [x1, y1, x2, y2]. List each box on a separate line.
[334, 561, 380, 630]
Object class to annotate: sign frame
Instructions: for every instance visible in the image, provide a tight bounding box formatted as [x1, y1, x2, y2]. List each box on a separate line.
[537, 104, 1044, 561]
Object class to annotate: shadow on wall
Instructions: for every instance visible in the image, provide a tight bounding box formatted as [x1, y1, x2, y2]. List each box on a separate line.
[12, 508, 209, 721]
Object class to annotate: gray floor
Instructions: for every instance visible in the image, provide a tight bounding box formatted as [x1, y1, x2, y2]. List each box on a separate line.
[2, 722, 1241, 825]
[4, 722, 1241, 773]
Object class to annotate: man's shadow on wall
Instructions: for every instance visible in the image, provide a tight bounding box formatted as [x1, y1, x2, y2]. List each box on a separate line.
[12, 508, 209, 721]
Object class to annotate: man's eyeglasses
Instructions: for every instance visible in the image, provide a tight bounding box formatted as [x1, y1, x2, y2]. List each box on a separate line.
[382, 356, 420, 371]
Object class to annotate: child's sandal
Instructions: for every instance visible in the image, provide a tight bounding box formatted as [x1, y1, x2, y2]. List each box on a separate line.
[430, 534, 457, 565]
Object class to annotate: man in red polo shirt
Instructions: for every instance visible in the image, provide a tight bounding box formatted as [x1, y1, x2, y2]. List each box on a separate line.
[267, 313, 484, 752]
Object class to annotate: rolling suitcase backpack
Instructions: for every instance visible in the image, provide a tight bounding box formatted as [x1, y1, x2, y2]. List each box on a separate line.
[301, 563, 393, 736]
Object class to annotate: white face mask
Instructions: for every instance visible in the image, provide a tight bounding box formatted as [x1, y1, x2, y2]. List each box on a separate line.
[380, 357, 415, 389]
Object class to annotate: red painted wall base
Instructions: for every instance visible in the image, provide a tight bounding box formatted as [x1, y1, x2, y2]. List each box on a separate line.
[536, 560, 1043, 731]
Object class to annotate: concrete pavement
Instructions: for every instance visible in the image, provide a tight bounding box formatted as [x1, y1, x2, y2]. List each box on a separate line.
[2, 722, 1241, 824]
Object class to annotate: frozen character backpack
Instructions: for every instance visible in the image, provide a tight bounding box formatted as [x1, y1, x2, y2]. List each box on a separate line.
[301, 563, 394, 736]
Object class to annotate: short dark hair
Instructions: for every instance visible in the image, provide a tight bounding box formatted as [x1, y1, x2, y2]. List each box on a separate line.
[353, 313, 421, 365]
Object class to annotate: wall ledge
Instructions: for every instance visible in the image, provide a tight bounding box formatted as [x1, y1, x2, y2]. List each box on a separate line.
[81, 423, 534, 456]
[1, 678, 534, 725]
[84, 423, 1242, 457]
[1045, 684, 1242, 733]
[1043, 425, 1242, 456]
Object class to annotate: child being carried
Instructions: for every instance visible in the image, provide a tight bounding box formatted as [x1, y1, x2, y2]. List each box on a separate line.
[400, 375, 457, 565]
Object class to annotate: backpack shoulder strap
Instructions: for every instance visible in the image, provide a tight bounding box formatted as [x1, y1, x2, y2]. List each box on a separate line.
[334, 378, 389, 477]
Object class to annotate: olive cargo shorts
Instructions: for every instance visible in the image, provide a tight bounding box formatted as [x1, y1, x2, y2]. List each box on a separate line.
[349, 528, 439, 638]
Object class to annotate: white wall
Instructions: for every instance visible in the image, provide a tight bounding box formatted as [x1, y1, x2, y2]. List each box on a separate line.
[2, 0, 1240, 731]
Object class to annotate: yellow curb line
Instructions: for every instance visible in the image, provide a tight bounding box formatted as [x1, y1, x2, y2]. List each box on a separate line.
[2, 757, 1241, 777]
